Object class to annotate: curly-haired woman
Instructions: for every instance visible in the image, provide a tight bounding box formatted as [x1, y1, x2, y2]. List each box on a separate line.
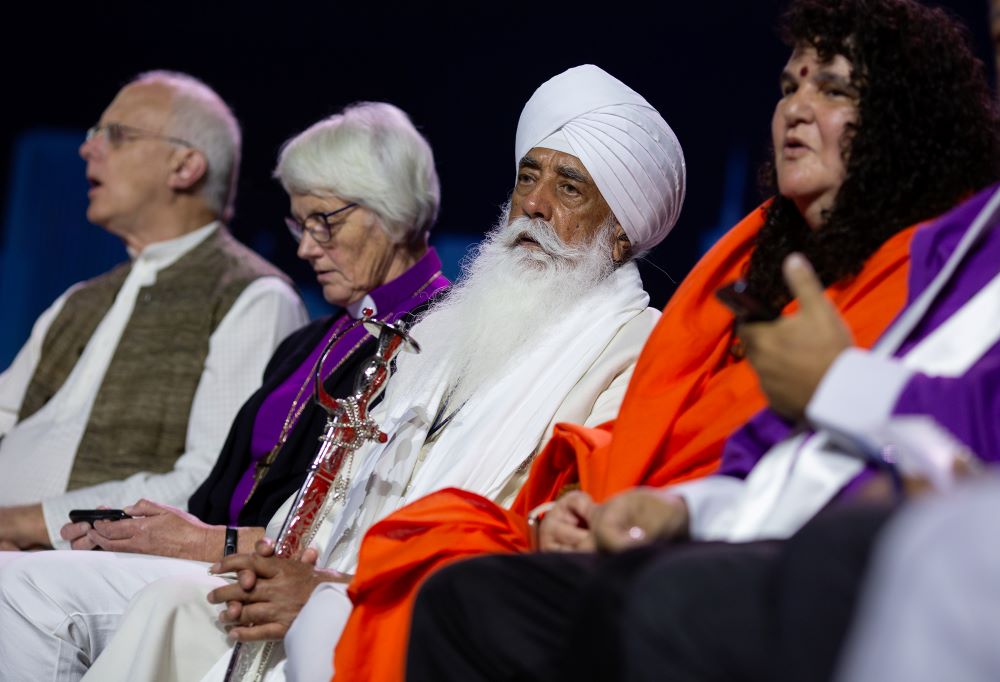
[401, 2, 1000, 681]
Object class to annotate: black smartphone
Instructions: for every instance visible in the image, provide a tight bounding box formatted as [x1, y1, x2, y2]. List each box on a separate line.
[715, 280, 779, 323]
[68, 509, 132, 527]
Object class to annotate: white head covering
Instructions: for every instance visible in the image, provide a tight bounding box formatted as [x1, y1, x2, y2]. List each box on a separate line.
[515, 64, 686, 254]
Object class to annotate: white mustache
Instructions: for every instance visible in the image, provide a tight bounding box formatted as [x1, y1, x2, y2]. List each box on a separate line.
[501, 217, 592, 263]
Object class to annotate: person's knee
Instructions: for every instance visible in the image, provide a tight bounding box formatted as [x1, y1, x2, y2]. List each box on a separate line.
[0, 554, 62, 625]
[132, 573, 225, 624]
[415, 555, 503, 625]
[0, 555, 33, 613]
[624, 551, 705, 642]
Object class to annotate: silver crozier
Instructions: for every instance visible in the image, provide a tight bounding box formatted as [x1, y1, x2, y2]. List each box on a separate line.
[223, 309, 420, 682]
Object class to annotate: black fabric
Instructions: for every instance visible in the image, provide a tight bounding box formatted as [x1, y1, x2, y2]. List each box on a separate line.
[771, 500, 896, 682]
[188, 303, 430, 528]
[406, 501, 898, 682]
[408, 551, 599, 682]
[619, 541, 781, 682]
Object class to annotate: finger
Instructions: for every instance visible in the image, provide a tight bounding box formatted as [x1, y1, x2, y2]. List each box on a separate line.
[563, 492, 595, 523]
[238, 568, 258, 591]
[91, 518, 141, 540]
[123, 499, 163, 517]
[236, 601, 285, 627]
[60, 522, 91, 542]
[212, 553, 256, 574]
[228, 622, 288, 643]
[248, 555, 285, 579]
[591, 499, 643, 553]
[221, 600, 243, 623]
[782, 253, 831, 314]
[552, 524, 592, 547]
[301, 547, 319, 566]
[255, 537, 276, 557]
[207, 583, 251, 605]
[71, 535, 98, 551]
[0, 540, 20, 551]
[88, 535, 133, 553]
[599, 524, 648, 553]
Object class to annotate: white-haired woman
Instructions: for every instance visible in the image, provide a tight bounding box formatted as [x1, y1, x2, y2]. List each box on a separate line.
[82, 101, 450, 556]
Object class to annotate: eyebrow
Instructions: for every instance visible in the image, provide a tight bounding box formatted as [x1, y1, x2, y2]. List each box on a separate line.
[779, 68, 855, 90]
[517, 154, 592, 185]
[815, 71, 853, 87]
[518, 155, 542, 171]
[556, 164, 590, 184]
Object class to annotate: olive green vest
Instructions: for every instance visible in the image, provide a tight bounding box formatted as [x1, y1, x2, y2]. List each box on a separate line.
[17, 227, 293, 490]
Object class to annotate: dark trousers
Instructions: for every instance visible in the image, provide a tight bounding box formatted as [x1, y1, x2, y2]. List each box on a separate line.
[406, 501, 896, 682]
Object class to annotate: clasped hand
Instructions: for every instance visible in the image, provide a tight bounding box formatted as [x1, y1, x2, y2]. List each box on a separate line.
[537, 488, 689, 554]
[207, 538, 349, 642]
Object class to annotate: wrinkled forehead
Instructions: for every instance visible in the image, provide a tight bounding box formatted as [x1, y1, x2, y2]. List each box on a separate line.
[518, 146, 597, 184]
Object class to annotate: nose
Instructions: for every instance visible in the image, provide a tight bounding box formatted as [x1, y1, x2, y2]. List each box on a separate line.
[296, 230, 323, 261]
[781, 88, 815, 128]
[80, 133, 104, 161]
[516, 181, 555, 223]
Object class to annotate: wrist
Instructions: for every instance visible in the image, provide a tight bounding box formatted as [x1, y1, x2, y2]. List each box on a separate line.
[527, 501, 557, 551]
[237, 527, 266, 554]
[9, 504, 49, 548]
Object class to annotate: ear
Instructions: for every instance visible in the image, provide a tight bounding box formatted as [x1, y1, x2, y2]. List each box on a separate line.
[611, 222, 632, 266]
[167, 148, 208, 192]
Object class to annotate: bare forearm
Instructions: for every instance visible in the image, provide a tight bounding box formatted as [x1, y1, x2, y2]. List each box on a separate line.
[0, 504, 51, 549]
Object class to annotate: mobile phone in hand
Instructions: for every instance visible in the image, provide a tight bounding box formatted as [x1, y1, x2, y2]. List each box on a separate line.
[68, 509, 132, 527]
[715, 280, 779, 323]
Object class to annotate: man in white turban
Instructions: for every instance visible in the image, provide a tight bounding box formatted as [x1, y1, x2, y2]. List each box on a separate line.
[0, 65, 686, 682]
[514, 64, 685, 258]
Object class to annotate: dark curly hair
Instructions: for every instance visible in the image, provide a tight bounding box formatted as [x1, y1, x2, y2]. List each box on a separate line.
[745, 0, 1000, 310]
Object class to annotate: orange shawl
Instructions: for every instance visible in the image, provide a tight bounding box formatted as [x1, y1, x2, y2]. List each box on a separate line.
[332, 206, 917, 682]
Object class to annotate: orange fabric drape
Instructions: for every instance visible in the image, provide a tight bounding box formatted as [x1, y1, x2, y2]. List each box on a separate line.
[333, 206, 917, 682]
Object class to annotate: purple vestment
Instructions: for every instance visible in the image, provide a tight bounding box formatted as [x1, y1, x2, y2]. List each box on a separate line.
[719, 183, 1000, 482]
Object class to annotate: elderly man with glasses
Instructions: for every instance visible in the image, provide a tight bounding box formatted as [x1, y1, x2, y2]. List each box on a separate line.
[0, 70, 307, 552]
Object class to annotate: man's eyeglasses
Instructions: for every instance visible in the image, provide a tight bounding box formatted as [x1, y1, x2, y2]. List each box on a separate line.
[285, 203, 359, 244]
[85, 122, 194, 149]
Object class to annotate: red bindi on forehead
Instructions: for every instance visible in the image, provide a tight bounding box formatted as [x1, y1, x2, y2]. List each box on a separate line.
[800, 65, 809, 77]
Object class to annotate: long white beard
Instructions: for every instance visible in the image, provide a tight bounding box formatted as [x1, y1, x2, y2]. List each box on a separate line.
[395, 204, 617, 410]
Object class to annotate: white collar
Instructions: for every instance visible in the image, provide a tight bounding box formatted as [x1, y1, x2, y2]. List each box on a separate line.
[128, 221, 220, 271]
[347, 293, 378, 319]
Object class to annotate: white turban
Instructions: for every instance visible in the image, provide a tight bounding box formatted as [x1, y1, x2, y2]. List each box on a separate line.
[515, 64, 686, 254]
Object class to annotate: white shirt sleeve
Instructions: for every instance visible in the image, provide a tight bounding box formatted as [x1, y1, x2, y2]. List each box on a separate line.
[0, 289, 76, 437]
[41, 277, 309, 546]
[663, 476, 746, 541]
[806, 347, 915, 439]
